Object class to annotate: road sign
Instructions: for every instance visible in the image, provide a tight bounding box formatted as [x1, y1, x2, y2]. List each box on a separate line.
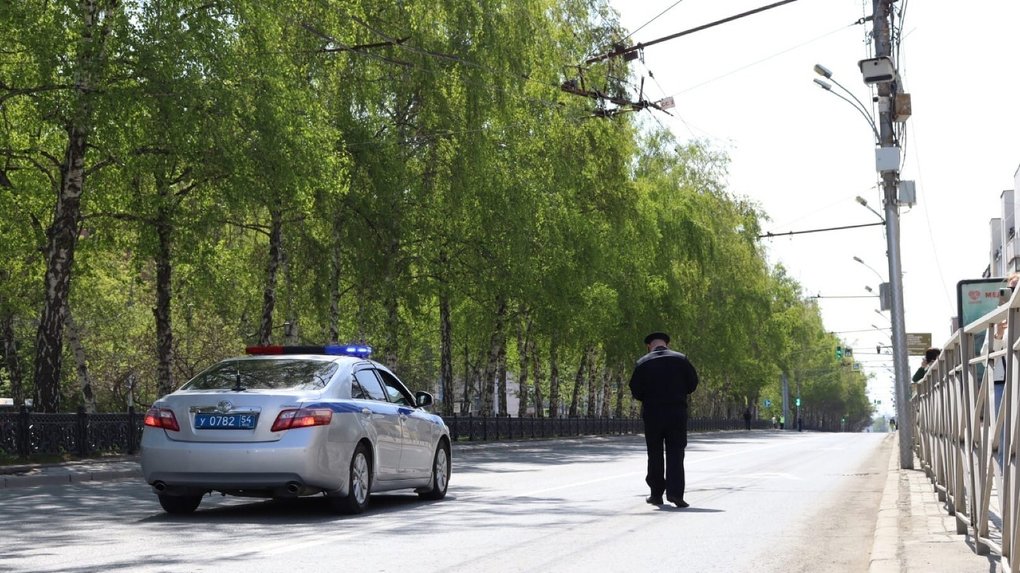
[853, 362, 862, 371]
[906, 332, 932, 355]
[763, 399, 772, 407]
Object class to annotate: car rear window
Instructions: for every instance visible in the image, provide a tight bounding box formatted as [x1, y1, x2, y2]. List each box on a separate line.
[181, 359, 338, 391]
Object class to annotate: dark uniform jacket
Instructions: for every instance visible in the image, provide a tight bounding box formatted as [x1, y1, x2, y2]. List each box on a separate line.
[629, 346, 699, 420]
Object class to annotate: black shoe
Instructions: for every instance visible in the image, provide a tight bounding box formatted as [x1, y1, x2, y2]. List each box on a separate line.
[666, 495, 689, 508]
[646, 495, 664, 505]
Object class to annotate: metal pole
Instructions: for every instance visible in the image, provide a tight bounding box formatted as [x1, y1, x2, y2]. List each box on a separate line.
[873, 0, 913, 469]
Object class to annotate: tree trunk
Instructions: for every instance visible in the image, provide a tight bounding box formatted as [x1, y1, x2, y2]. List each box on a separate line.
[328, 223, 342, 344]
[32, 0, 116, 413]
[479, 346, 491, 411]
[569, 346, 593, 417]
[282, 245, 297, 345]
[600, 365, 613, 417]
[497, 337, 507, 417]
[548, 337, 560, 418]
[479, 299, 507, 413]
[531, 347, 544, 418]
[34, 125, 87, 413]
[64, 308, 96, 413]
[515, 312, 531, 418]
[480, 300, 506, 416]
[587, 353, 602, 418]
[153, 193, 175, 398]
[439, 287, 454, 416]
[2, 314, 25, 407]
[383, 292, 399, 368]
[257, 208, 284, 345]
[461, 342, 472, 415]
[614, 370, 625, 418]
[382, 238, 400, 369]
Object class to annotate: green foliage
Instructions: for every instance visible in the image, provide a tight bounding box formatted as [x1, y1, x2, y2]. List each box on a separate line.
[0, 0, 870, 426]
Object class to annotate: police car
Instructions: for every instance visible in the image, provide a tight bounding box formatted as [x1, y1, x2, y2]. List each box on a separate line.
[140, 344, 450, 514]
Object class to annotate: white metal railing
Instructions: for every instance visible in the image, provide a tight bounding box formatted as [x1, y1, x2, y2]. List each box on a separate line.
[913, 291, 1020, 570]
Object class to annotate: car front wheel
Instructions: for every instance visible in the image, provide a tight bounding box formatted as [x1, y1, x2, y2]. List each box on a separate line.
[418, 441, 450, 501]
[158, 493, 202, 514]
[332, 442, 372, 514]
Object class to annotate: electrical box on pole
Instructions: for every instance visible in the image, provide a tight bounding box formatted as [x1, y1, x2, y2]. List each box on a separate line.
[879, 282, 891, 310]
[898, 180, 916, 206]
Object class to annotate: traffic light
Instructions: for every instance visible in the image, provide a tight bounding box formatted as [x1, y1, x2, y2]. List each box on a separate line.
[795, 397, 801, 407]
[877, 345, 881, 354]
[844, 347, 853, 357]
[836, 345, 843, 359]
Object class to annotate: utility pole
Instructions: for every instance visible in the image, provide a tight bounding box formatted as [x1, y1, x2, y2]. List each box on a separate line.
[872, 0, 913, 469]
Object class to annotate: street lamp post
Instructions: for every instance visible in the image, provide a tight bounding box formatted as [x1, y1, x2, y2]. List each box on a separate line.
[815, 0, 913, 469]
[871, 0, 913, 470]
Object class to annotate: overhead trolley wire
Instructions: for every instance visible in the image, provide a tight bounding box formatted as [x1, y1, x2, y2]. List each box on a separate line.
[620, 0, 688, 44]
[586, 0, 803, 64]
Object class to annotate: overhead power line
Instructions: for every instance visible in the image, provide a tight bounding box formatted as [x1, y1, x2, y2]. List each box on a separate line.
[621, 0, 687, 43]
[758, 221, 884, 239]
[586, 0, 802, 64]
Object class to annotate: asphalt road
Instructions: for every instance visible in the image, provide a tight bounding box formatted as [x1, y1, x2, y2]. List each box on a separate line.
[0, 431, 892, 573]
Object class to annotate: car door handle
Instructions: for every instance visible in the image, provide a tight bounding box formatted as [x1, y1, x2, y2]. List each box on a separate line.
[361, 408, 372, 416]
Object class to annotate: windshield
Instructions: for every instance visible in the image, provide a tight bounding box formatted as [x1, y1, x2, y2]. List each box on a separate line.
[181, 359, 338, 391]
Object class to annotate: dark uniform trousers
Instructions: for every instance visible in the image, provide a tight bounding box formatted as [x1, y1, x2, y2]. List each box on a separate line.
[629, 346, 698, 502]
[643, 407, 688, 498]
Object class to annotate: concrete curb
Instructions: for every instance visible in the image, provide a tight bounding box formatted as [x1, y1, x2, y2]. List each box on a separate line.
[1, 457, 142, 490]
[869, 433, 903, 572]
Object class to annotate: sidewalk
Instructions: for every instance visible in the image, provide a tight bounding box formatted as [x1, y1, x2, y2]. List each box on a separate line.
[0, 456, 141, 489]
[870, 434, 1002, 572]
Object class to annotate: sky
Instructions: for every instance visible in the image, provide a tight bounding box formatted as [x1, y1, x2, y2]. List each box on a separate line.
[609, 0, 1020, 417]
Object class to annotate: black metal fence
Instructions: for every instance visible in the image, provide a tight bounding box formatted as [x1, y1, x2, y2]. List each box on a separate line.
[440, 415, 771, 441]
[0, 407, 772, 459]
[0, 406, 142, 459]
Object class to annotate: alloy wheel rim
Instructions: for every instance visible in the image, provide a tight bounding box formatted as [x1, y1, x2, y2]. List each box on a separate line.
[435, 449, 449, 490]
[352, 453, 369, 503]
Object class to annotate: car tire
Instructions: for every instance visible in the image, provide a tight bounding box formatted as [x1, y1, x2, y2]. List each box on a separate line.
[332, 442, 372, 514]
[158, 493, 202, 514]
[418, 441, 450, 501]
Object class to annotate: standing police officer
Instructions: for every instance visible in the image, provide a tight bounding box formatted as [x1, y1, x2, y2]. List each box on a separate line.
[629, 331, 699, 508]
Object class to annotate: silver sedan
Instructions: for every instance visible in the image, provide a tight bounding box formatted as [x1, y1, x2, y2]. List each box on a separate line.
[140, 345, 450, 514]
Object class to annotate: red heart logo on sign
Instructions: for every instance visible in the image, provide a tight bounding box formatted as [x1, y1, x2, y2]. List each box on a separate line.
[969, 290, 981, 301]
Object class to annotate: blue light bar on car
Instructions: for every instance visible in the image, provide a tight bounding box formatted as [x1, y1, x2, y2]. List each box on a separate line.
[324, 344, 372, 358]
[246, 344, 372, 358]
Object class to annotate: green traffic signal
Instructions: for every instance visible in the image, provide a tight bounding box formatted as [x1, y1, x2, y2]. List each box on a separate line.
[836, 345, 843, 359]
[795, 397, 801, 407]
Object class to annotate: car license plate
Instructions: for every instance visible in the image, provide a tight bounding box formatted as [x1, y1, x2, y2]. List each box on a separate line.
[194, 413, 258, 429]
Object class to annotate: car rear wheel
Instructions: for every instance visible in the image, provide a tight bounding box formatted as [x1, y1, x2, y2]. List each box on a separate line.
[158, 493, 202, 514]
[418, 442, 450, 501]
[332, 442, 371, 514]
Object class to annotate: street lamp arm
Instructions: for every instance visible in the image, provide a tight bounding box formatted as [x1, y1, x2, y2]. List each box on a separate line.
[853, 256, 886, 282]
[855, 196, 885, 223]
[815, 83, 881, 143]
[813, 64, 881, 143]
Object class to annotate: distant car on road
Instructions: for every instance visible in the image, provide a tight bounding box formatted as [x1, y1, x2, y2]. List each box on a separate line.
[141, 344, 450, 515]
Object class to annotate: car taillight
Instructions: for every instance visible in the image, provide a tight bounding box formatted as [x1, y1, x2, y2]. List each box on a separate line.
[271, 408, 333, 431]
[144, 407, 181, 432]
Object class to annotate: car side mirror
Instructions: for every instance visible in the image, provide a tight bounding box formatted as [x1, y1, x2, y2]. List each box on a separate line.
[415, 391, 434, 408]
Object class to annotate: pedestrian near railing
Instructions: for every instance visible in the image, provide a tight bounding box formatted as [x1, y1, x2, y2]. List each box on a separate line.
[913, 285, 1020, 569]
